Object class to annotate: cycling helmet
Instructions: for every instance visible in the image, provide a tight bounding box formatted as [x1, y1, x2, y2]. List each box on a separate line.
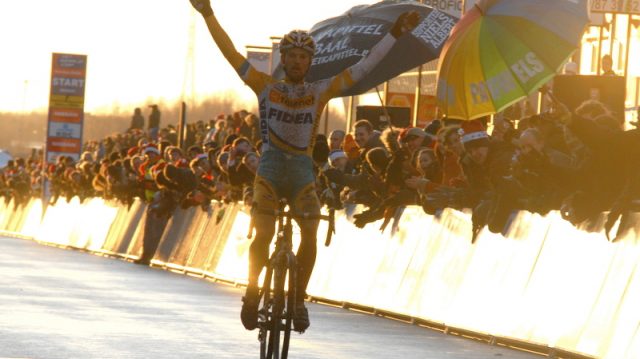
[279, 30, 316, 55]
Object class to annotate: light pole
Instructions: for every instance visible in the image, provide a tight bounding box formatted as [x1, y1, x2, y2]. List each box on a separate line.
[22, 80, 29, 113]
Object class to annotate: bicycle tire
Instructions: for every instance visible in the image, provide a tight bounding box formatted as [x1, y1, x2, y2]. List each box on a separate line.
[259, 266, 274, 359]
[281, 255, 296, 359]
[269, 266, 286, 359]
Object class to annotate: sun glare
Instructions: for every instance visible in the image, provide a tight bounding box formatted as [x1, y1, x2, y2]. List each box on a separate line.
[0, 0, 377, 115]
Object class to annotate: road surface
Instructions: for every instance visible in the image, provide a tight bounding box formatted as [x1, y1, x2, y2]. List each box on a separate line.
[0, 236, 540, 359]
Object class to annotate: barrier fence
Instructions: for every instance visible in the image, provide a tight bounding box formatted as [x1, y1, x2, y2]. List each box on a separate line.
[1, 196, 639, 359]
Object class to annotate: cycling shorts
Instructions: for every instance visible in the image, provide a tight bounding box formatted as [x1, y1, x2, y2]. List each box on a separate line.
[252, 149, 320, 213]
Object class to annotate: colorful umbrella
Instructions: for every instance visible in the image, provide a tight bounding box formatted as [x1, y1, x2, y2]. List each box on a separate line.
[436, 0, 589, 120]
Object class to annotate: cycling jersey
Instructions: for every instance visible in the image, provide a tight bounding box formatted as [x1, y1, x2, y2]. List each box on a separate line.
[227, 34, 397, 157]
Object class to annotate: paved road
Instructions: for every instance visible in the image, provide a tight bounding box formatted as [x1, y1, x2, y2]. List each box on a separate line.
[0, 236, 540, 359]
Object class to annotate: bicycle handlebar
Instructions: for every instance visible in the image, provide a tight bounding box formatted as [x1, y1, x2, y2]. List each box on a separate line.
[252, 207, 332, 221]
[252, 205, 336, 247]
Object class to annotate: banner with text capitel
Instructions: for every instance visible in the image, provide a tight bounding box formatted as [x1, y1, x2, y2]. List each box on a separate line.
[46, 53, 87, 164]
[305, 1, 458, 96]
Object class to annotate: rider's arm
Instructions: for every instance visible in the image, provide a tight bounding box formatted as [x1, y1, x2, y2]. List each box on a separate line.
[201, 15, 245, 72]
[191, 0, 271, 93]
[322, 11, 420, 98]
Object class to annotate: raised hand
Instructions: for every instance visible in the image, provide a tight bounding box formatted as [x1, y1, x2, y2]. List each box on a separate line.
[390, 11, 421, 38]
[189, 0, 213, 17]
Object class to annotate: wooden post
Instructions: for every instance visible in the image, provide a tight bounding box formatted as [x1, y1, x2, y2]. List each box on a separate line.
[324, 101, 330, 136]
[178, 101, 186, 150]
[597, 25, 604, 74]
[413, 65, 423, 127]
[609, 14, 617, 64]
[346, 96, 354, 133]
[624, 14, 633, 77]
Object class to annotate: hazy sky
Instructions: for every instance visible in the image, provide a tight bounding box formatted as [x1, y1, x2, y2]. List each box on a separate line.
[0, 0, 378, 114]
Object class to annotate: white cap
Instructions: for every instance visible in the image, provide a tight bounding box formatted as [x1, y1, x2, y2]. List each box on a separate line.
[328, 150, 347, 166]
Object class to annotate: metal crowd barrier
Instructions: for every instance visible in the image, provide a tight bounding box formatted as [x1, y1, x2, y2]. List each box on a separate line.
[3, 196, 640, 358]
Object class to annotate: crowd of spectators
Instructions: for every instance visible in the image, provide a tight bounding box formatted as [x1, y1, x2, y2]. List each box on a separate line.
[315, 96, 640, 242]
[1, 98, 639, 242]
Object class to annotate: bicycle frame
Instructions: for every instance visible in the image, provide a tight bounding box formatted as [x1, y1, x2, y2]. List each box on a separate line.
[255, 200, 336, 359]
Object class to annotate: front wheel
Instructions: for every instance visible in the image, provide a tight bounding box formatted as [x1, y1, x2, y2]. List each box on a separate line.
[281, 255, 296, 358]
[258, 266, 274, 359]
[267, 260, 295, 359]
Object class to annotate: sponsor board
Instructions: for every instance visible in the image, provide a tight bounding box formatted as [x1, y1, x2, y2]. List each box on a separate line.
[46, 138, 82, 154]
[46, 53, 87, 165]
[387, 92, 438, 126]
[412, 10, 457, 49]
[422, 0, 464, 18]
[49, 108, 83, 124]
[246, 48, 271, 74]
[48, 122, 82, 139]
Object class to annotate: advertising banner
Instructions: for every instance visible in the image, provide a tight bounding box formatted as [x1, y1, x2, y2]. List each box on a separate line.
[422, 0, 464, 18]
[297, 1, 457, 96]
[45, 53, 87, 163]
[386, 92, 438, 127]
[246, 46, 271, 74]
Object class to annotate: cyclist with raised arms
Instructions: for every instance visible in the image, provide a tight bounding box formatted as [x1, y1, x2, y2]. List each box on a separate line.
[189, 0, 420, 332]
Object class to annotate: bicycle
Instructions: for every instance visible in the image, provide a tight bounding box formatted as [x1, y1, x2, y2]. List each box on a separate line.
[254, 199, 335, 359]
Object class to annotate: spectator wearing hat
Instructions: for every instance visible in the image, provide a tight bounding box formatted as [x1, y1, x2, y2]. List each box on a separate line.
[384, 127, 425, 193]
[510, 128, 577, 215]
[148, 105, 161, 141]
[328, 150, 348, 171]
[405, 149, 443, 203]
[459, 120, 514, 202]
[324, 146, 387, 208]
[351, 126, 425, 229]
[312, 134, 331, 171]
[227, 137, 254, 199]
[436, 126, 467, 187]
[399, 127, 428, 155]
[166, 146, 189, 168]
[239, 113, 260, 145]
[187, 145, 204, 160]
[139, 145, 164, 202]
[458, 120, 517, 237]
[130, 107, 145, 130]
[558, 100, 640, 224]
[342, 133, 360, 164]
[189, 153, 217, 204]
[318, 150, 349, 210]
[214, 151, 232, 201]
[423, 120, 442, 148]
